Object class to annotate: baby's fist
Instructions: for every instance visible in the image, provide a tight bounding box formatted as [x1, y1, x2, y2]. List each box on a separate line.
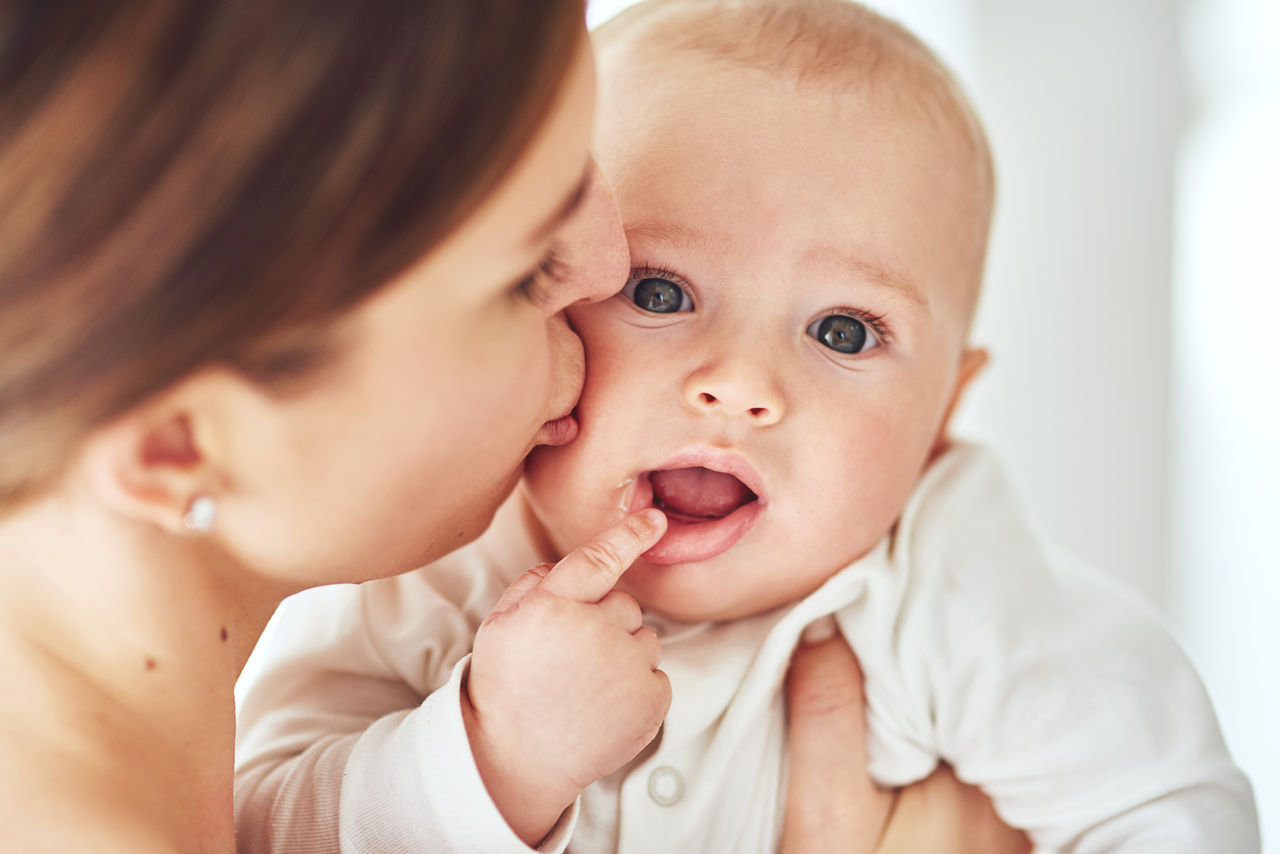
[463, 511, 670, 844]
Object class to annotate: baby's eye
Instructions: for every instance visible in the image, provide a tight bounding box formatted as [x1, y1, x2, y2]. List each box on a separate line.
[806, 314, 879, 354]
[621, 276, 694, 314]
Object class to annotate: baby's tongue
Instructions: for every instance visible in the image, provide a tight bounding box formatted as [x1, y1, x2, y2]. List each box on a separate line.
[649, 467, 753, 520]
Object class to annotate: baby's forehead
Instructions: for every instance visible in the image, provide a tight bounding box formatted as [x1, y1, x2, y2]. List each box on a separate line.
[594, 0, 993, 334]
[597, 1, 972, 132]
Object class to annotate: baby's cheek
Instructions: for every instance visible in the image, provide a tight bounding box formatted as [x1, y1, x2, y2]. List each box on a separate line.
[820, 429, 921, 548]
[524, 446, 602, 552]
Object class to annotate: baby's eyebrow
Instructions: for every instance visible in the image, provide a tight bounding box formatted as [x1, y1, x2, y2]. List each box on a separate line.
[627, 220, 929, 311]
[625, 220, 718, 251]
[793, 241, 929, 311]
[834, 258, 926, 308]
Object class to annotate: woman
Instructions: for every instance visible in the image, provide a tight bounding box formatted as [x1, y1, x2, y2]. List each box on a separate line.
[0, 1, 1025, 851]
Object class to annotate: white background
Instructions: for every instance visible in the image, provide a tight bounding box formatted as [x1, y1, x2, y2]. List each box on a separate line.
[588, 0, 1279, 846]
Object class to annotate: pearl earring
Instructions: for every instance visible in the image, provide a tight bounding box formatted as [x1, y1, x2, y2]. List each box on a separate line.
[183, 494, 218, 533]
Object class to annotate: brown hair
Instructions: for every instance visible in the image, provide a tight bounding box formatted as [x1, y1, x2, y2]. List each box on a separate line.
[0, 0, 585, 509]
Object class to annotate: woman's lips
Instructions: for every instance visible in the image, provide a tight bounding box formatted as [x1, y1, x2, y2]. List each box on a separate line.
[534, 411, 579, 447]
[627, 450, 766, 565]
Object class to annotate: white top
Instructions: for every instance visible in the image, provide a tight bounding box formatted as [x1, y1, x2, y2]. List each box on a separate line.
[234, 443, 1259, 853]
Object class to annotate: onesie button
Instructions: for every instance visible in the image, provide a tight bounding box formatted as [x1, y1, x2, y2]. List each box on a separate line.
[647, 766, 684, 806]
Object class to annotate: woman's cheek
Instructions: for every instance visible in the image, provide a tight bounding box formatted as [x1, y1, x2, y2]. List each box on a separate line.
[485, 315, 552, 417]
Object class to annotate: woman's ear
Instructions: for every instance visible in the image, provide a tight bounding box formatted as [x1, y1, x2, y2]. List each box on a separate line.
[931, 347, 990, 459]
[76, 381, 223, 535]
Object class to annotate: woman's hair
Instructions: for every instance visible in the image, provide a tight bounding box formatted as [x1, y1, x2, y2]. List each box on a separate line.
[0, 0, 584, 509]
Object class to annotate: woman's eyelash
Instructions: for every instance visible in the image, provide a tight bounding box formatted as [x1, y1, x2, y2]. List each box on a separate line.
[514, 244, 568, 302]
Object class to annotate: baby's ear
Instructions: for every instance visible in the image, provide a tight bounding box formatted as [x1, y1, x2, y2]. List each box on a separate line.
[76, 381, 221, 535]
[932, 347, 990, 458]
[954, 347, 989, 402]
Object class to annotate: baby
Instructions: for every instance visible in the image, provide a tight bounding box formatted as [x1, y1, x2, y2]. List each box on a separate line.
[235, 1, 1259, 852]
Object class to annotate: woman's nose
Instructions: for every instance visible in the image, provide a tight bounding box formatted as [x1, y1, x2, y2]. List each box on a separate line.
[683, 356, 785, 427]
[543, 160, 628, 313]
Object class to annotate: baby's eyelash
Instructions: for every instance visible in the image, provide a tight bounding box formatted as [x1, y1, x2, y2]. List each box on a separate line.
[855, 310, 892, 343]
[821, 308, 894, 345]
[624, 265, 894, 345]
[627, 263, 693, 292]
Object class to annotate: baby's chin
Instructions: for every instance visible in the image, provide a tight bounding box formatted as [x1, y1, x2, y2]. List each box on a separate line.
[635, 596, 794, 626]
[631, 597, 751, 626]
[622, 532, 893, 625]
[619, 564, 809, 625]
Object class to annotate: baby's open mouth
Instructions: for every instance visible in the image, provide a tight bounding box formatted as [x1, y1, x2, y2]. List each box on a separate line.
[636, 464, 764, 565]
[649, 467, 758, 522]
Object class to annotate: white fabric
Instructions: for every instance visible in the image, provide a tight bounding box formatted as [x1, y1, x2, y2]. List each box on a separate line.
[234, 443, 1259, 853]
[234, 521, 578, 854]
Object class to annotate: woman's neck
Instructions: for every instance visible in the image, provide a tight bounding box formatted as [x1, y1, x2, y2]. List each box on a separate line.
[0, 492, 284, 852]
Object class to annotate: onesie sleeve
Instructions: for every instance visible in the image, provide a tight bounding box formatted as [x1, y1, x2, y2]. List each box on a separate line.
[233, 562, 577, 854]
[905, 447, 1260, 853]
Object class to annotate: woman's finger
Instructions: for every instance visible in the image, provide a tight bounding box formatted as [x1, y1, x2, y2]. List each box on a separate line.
[781, 617, 894, 854]
[539, 509, 667, 602]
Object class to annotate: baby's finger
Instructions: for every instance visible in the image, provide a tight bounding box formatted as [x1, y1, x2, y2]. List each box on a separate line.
[633, 626, 662, 671]
[646, 667, 673, 726]
[598, 590, 644, 633]
[487, 563, 554, 617]
[540, 509, 667, 603]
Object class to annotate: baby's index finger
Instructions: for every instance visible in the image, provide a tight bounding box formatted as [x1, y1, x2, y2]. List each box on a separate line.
[540, 509, 667, 602]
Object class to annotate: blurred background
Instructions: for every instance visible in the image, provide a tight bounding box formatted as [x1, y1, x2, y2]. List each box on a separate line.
[589, 0, 1279, 845]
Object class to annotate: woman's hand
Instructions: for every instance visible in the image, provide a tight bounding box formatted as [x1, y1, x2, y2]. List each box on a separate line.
[464, 509, 671, 846]
[877, 764, 1032, 854]
[781, 616, 895, 853]
[781, 618, 1032, 854]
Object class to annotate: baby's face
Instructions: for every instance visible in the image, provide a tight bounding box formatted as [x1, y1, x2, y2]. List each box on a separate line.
[523, 47, 986, 622]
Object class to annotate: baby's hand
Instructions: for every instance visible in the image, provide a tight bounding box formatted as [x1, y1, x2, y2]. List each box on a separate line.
[463, 509, 670, 845]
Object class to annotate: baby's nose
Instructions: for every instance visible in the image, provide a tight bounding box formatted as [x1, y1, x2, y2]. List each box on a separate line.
[683, 362, 784, 426]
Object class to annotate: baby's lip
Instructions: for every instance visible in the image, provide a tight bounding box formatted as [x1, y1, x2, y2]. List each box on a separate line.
[634, 447, 767, 509]
[628, 448, 766, 565]
[655, 448, 765, 501]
